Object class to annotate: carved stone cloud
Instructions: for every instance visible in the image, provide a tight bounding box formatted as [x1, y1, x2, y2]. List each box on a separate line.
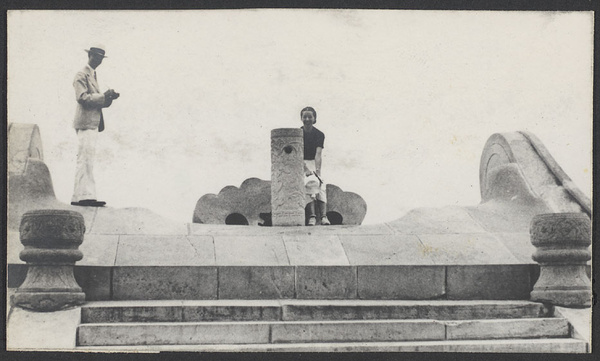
[193, 178, 367, 226]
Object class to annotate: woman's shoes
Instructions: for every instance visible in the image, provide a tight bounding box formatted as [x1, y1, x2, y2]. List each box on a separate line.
[308, 216, 330, 226]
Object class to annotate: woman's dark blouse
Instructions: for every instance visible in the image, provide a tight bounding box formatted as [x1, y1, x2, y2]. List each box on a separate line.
[302, 126, 325, 160]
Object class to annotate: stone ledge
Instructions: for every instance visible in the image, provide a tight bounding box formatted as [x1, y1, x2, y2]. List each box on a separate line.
[8, 221, 544, 268]
[217, 266, 295, 299]
[446, 265, 532, 300]
[357, 266, 445, 299]
[296, 266, 357, 299]
[10, 264, 539, 301]
[112, 267, 218, 300]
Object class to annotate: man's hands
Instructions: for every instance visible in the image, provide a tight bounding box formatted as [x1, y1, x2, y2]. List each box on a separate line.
[102, 89, 120, 108]
[104, 89, 120, 100]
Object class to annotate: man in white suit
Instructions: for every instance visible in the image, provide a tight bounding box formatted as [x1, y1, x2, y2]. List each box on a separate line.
[71, 44, 119, 207]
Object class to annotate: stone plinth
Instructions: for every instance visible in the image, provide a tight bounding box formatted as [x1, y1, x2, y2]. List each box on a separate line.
[11, 210, 86, 311]
[530, 213, 591, 307]
[271, 128, 305, 226]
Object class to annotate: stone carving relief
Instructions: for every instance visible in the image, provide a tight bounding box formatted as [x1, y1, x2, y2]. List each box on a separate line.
[529, 213, 591, 307]
[271, 129, 305, 226]
[12, 210, 86, 312]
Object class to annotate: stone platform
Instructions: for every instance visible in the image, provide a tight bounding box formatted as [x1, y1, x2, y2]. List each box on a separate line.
[6, 126, 592, 352]
[7, 128, 592, 302]
[6, 204, 554, 301]
[8, 189, 561, 302]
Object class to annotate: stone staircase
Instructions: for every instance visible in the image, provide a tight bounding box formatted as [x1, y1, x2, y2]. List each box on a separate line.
[76, 300, 587, 352]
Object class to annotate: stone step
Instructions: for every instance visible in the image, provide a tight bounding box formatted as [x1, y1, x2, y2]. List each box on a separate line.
[77, 338, 588, 353]
[77, 318, 569, 346]
[80, 300, 550, 323]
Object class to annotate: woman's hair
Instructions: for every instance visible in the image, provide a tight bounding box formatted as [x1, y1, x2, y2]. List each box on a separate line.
[300, 106, 317, 124]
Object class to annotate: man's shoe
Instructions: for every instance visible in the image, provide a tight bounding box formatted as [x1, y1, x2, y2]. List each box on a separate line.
[307, 216, 317, 226]
[71, 199, 106, 207]
[321, 216, 331, 226]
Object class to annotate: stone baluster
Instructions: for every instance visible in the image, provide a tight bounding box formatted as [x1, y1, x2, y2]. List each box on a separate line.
[11, 209, 86, 312]
[271, 128, 305, 226]
[529, 212, 591, 307]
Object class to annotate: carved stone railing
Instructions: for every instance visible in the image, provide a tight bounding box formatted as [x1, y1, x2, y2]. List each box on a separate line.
[11, 210, 86, 312]
[530, 213, 591, 308]
[8, 123, 44, 175]
[479, 132, 590, 216]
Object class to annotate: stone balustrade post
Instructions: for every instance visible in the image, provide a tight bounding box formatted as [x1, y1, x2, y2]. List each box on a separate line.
[271, 128, 305, 226]
[11, 209, 86, 312]
[529, 213, 591, 308]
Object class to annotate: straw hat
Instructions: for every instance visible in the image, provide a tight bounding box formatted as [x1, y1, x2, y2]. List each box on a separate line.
[84, 44, 107, 58]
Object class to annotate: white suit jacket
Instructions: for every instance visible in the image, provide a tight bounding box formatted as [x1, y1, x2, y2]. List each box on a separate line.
[72, 65, 109, 130]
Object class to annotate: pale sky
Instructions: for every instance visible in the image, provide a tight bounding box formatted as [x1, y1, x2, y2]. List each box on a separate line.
[8, 10, 593, 224]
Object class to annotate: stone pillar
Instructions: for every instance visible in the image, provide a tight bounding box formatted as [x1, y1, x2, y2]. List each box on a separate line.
[11, 210, 86, 312]
[530, 213, 591, 307]
[271, 128, 305, 226]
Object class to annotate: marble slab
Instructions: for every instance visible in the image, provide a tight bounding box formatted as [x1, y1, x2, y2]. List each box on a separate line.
[340, 235, 436, 265]
[446, 265, 532, 300]
[112, 266, 217, 300]
[357, 266, 446, 299]
[214, 236, 289, 266]
[283, 235, 349, 265]
[388, 206, 486, 235]
[416, 233, 520, 265]
[218, 266, 295, 299]
[115, 235, 212, 266]
[89, 207, 188, 235]
[296, 266, 358, 299]
[79, 234, 120, 266]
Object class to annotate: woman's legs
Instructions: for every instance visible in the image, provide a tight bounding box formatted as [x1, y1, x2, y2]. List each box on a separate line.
[318, 200, 330, 225]
[307, 200, 330, 226]
[307, 200, 317, 226]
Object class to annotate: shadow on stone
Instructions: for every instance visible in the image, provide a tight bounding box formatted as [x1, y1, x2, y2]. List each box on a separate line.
[258, 212, 272, 227]
[327, 211, 343, 225]
[225, 213, 249, 226]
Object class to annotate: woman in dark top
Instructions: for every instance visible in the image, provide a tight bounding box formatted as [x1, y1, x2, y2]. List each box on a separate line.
[301, 106, 330, 226]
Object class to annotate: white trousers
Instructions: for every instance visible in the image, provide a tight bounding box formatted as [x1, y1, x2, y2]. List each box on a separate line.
[71, 129, 98, 202]
[304, 160, 327, 204]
